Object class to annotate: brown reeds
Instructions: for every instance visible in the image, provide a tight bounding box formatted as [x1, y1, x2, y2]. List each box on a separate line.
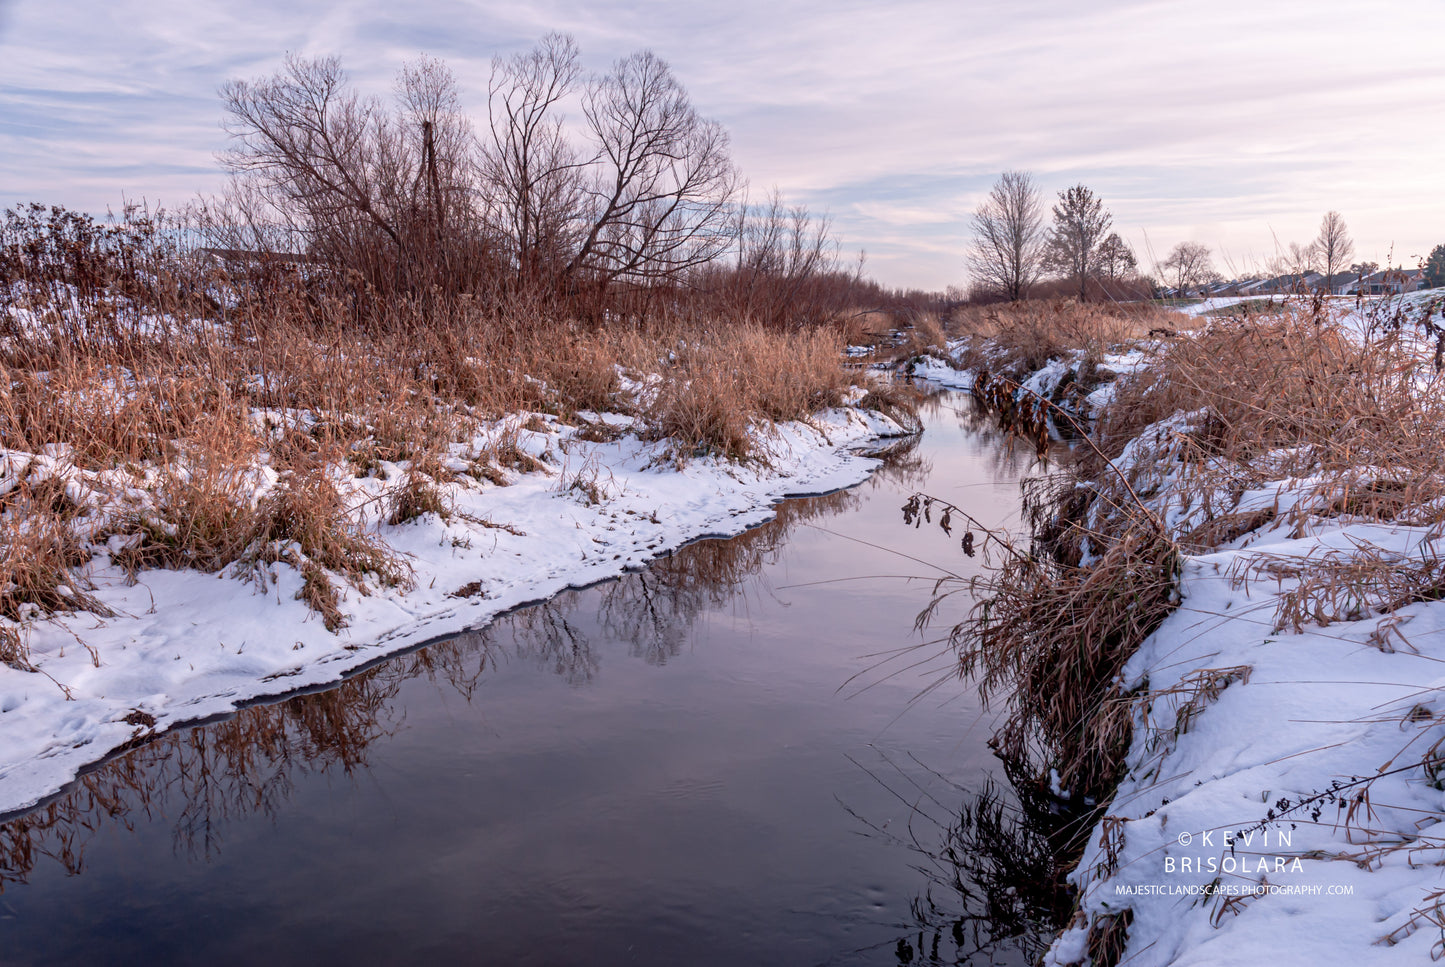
[917, 493, 1180, 802]
[929, 299, 1445, 800]
[949, 300, 1175, 377]
[0, 203, 911, 661]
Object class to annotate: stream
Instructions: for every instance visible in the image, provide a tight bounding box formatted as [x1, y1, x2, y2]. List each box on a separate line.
[0, 390, 1058, 966]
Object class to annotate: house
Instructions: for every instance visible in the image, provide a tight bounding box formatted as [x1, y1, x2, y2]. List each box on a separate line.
[1312, 272, 1358, 295]
[1342, 268, 1426, 296]
[1211, 278, 1262, 297]
[1253, 273, 1322, 295]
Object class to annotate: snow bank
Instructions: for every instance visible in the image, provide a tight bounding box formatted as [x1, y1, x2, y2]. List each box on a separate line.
[1056, 514, 1445, 964]
[913, 308, 1445, 962]
[0, 406, 907, 818]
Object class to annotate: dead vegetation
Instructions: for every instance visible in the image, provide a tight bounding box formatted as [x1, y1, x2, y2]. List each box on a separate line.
[911, 295, 1445, 959]
[948, 300, 1174, 377]
[934, 301, 1445, 800]
[0, 202, 919, 663]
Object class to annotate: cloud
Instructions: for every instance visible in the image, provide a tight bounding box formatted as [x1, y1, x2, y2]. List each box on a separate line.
[2, 0, 1442, 289]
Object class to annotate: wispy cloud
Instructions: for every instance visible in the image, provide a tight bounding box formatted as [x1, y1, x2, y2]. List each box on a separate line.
[3, 0, 1442, 288]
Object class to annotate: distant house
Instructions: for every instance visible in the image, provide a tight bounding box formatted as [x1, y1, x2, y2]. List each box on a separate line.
[1253, 273, 1322, 295]
[1342, 268, 1426, 296]
[1311, 272, 1359, 295]
[1211, 278, 1262, 297]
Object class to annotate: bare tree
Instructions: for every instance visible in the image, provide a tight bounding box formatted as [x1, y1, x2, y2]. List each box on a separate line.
[481, 33, 586, 290]
[223, 42, 743, 312]
[1158, 241, 1214, 297]
[1312, 211, 1355, 286]
[220, 55, 483, 296]
[568, 51, 739, 287]
[1043, 184, 1112, 300]
[1096, 232, 1137, 281]
[1266, 240, 1320, 292]
[968, 171, 1044, 302]
[722, 187, 840, 326]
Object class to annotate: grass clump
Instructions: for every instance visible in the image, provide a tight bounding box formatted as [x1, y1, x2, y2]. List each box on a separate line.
[386, 459, 452, 525]
[641, 323, 853, 461]
[912, 485, 1181, 804]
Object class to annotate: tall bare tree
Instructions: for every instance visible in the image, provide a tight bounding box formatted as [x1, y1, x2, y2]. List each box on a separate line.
[1312, 210, 1355, 286]
[1158, 241, 1214, 297]
[968, 171, 1044, 302]
[1043, 184, 1112, 300]
[568, 51, 739, 287]
[220, 55, 483, 296]
[481, 33, 586, 290]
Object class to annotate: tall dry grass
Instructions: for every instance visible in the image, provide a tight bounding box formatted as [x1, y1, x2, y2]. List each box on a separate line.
[925, 301, 1445, 802]
[1087, 311, 1445, 541]
[949, 300, 1177, 373]
[0, 205, 901, 657]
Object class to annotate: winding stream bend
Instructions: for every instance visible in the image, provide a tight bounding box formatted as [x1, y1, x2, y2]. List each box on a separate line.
[0, 391, 1052, 966]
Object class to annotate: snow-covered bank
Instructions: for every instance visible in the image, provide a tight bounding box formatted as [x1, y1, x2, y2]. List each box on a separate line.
[1050, 515, 1445, 965]
[915, 299, 1445, 964]
[0, 405, 906, 818]
[908, 337, 1149, 426]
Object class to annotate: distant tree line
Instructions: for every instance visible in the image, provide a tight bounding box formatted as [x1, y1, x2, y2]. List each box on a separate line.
[967, 172, 1141, 303]
[965, 172, 1440, 303]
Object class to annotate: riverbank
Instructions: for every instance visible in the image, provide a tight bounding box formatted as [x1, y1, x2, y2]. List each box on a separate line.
[916, 293, 1445, 964]
[0, 209, 930, 817]
[0, 401, 909, 818]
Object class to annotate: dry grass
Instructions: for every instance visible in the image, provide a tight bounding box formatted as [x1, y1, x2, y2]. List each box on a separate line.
[641, 323, 853, 461]
[916, 497, 1180, 801]
[927, 300, 1445, 799]
[858, 378, 927, 435]
[1088, 312, 1445, 523]
[949, 300, 1178, 376]
[0, 205, 903, 660]
[1079, 309, 1445, 642]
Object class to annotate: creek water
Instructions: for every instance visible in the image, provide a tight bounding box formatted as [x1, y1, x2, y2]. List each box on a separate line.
[0, 391, 1052, 966]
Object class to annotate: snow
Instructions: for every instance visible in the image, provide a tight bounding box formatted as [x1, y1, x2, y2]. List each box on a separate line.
[908, 353, 974, 390]
[1061, 510, 1445, 964]
[913, 310, 1445, 963]
[0, 405, 909, 818]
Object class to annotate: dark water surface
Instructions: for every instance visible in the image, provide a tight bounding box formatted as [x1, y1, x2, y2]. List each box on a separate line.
[0, 392, 1046, 966]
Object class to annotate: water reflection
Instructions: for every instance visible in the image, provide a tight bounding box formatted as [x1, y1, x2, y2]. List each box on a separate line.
[850, 755, 1089, 966]
[0, 440, 918, 894]
[900, 779, 1085, 965]
[1, 670, 406, 889]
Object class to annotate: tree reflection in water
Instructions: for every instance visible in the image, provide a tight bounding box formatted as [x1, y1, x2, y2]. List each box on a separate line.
[876, 393, 1086, 965]
[0, 432, 927, 894]
[850, 755, 1092, 966]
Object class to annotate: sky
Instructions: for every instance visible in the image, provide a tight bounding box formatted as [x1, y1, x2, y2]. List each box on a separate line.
[2, 0, 1443, 292]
